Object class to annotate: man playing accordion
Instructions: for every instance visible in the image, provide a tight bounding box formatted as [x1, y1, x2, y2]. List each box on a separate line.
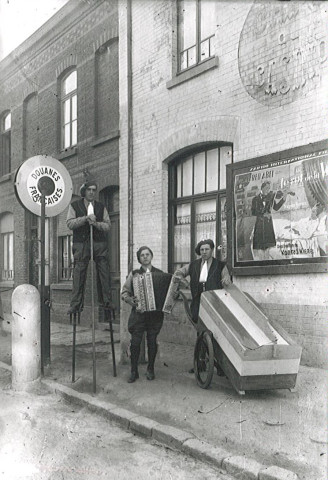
[121, 246, 169, 383]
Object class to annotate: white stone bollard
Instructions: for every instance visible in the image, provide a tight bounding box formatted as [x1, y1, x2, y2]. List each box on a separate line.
[12, 284, 41, 391]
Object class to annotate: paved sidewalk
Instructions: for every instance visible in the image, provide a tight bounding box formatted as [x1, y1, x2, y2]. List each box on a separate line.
[0, 321, 327, 480]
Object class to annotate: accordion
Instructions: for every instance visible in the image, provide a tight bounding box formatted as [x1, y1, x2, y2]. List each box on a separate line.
[132, 271, 180, 314]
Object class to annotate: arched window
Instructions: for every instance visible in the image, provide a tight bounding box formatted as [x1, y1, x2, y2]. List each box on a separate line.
[0, 212, 14, 281]
[169, 144, 232, 272]
[0, 111, 11, 177]
[61, 70, 77, 150]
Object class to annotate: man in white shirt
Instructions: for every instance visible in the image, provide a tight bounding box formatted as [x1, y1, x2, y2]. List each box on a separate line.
[174, 239, 231, 322]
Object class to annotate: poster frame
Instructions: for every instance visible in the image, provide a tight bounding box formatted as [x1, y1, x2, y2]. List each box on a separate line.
[226, 140, 328, 276]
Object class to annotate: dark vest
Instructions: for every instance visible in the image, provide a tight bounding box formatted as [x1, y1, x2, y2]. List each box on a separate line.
[71, 199, 107, 243]
[189, 257, 225, 300]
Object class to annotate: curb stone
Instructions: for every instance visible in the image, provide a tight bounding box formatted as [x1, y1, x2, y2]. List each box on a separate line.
[223, 456, 262, 480]
[259, 466, 299, 480]
[0, 366, 300, 480]
[181, 438, 230, 468]
[130, 416, 160, 437]
[152, 424, 194, 449]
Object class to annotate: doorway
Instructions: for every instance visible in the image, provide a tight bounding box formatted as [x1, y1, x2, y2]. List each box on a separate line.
[100, 186, 120, 314]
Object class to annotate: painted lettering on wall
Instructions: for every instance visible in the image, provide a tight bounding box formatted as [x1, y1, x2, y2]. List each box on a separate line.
[238, 1, 327, 106]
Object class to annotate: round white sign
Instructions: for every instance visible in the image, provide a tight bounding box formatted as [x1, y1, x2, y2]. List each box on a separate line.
[15, 155, 73, 217]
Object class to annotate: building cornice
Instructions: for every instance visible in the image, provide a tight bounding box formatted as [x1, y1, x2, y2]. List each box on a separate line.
[0, 0, 114, 83]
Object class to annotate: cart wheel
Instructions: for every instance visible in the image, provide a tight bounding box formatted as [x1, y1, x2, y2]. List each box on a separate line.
[194, 331, 214, 389]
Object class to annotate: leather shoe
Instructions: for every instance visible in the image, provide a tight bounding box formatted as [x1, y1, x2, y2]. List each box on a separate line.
[128, 371, 139, 383]
[188, 367, 194, 374]
[146, 369, 155, 381]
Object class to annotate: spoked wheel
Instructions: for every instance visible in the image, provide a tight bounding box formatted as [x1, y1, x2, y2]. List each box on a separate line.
[194, 331, 214, 389]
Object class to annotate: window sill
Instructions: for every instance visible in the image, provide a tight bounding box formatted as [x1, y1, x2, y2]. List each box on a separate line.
[0, 280, 14, 290]
[57, 147, 77, 160]
[0, 172, 12, 184]
[91, 130, 120, 147]
[51, 282, 72, 291]
[166, 56, 219, 89]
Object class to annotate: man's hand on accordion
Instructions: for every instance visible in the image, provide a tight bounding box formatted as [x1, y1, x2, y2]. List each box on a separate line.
[125, 296, 138, 307]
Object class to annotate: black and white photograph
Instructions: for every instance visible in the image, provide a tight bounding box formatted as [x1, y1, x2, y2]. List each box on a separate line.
[0, 1, 327, 479]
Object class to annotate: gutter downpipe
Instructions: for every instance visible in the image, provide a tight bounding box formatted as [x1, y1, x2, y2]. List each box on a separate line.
[127, 0, 133, 274]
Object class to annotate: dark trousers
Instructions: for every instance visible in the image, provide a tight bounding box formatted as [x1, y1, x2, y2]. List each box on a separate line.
[190, 282, 206, 322]
[70, 241, 111, 311]
[128, 310, 164, 372]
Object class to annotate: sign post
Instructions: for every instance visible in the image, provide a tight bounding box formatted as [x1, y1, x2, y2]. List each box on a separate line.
[15, 156, 73, 372]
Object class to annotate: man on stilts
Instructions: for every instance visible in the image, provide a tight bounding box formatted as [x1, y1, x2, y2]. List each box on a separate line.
[66, 180, 112, 315]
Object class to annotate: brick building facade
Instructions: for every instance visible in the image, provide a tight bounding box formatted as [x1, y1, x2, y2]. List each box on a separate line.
[0, 0, 327, 369]
[0, 0, 120, 325]
[118, 0, 328, 368]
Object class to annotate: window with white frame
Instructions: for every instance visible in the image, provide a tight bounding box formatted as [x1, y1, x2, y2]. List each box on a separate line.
[177, 0, 216, 72]
[61, 70, 77, 150]
[0, 112, 11, 177]
[59, 235, 74, 280]
[0, 213, 14, 281]
[169, 145, 232, 272]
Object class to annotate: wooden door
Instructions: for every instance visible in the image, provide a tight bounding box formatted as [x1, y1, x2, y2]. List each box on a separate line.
[108, 212, 120, 313]
[100, 186, 120, 314]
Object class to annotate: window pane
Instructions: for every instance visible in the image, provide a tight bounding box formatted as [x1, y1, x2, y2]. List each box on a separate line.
[72, 95, 77, 120]
[60, 235, 73, 280]
[182, 156, 193, 196]
[200, 39, 210, 61]
[195, 199, 216, 249]
[219, 196, 227, 261]
[200, 0, 216, 40]
[194, 152, 205, 194]
[187, 46, 197, 67]
[209, 35, 215, 56]
[206, 148, 218, 191]
[72, 120, 77, 146]
[8, 233, 13, 271]
[64, 71, 77, 95]
[180, 50, 188, 70]
[3, 234, 8, 270]
[64, 100, 70, 123]
[179, 0, 197, 51]
[177, 164, 182, 198]
[64, 124, 70, 148]
[4, 112, 11, 131]
[220, 146, 232, 189]
[174, 203, 191, 265]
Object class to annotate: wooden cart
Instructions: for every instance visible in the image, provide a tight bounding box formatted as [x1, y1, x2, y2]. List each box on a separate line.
[179, 284, 302, 395]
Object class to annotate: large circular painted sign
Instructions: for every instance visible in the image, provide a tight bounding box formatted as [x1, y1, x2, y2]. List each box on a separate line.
[238, 1, 327, 106]
[15, 155, 73, 217]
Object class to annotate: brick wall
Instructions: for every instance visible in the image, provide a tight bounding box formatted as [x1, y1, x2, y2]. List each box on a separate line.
[0, 0, 119, 326]
[119, 0, 328, 367]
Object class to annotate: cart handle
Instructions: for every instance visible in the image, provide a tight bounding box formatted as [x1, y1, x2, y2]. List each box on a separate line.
[178, 290, 198, 329]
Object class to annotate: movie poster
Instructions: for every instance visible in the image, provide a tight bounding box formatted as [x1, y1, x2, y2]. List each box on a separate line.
[234, 149, 328, 263]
